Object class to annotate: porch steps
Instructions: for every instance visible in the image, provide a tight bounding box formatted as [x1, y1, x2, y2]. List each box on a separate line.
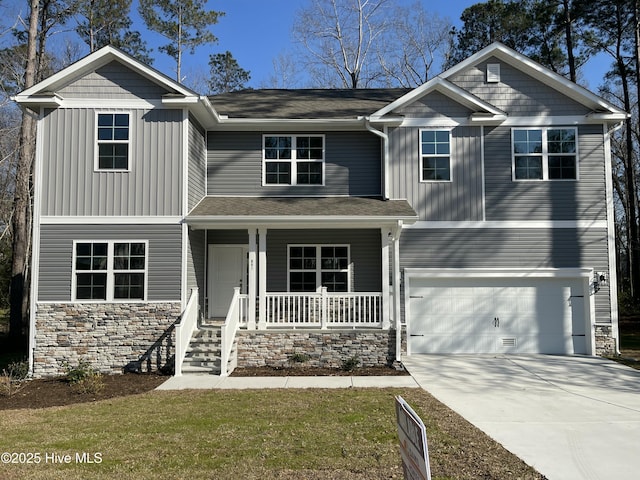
[181, 323, 237, 375]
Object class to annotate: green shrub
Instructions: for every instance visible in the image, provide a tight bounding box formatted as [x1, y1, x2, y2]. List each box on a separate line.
[289, 352, 311, 364]
[63, 360, 104, 394]
[341, 355, 360, 372]
[5, 360, 28, 380]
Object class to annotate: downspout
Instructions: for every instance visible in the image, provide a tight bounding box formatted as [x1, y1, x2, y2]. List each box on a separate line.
[363, 117, 390, 200]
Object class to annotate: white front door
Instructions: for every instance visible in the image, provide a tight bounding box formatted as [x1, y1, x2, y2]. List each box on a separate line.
[208, 245, 248, 318]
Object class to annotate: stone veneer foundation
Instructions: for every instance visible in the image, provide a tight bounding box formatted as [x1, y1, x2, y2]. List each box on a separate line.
[595, 324, 617, 356]
[235, 329, 399, 369]
[33, 302, 181, 378]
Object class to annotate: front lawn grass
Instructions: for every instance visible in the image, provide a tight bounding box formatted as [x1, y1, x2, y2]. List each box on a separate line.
[0, 388, 544, 480]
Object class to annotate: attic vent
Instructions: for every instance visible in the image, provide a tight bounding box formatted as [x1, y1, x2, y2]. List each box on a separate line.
[501, 337, 517, 347]
[487, 63, 501, 83]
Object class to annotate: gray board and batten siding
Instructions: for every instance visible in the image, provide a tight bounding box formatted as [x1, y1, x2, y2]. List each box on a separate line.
[207, 131, 382, 197]
[188, 115, 207, 211]
[389, 125, 484, 221]
[40, 107, 183, 217]
[484, 124, 607, 221]
[38, 224, 182, 302]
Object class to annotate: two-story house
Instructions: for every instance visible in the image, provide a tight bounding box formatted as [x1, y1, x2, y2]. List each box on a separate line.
[14, 43, 626, 378]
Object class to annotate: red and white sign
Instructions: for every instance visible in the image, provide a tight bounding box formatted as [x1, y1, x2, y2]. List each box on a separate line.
[396, 396, 431, 480]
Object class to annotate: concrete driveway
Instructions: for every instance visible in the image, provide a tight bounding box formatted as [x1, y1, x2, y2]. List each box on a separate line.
[401, 355, 640, 480]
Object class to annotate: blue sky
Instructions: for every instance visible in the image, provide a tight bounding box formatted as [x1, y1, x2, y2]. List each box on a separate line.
[164, 0, 608, 91]
[1, 0, 609, 91]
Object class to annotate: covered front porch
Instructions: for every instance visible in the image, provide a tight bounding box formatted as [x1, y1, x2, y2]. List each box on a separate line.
[178, 197, 416, 375]
[187, 197, 417, 330]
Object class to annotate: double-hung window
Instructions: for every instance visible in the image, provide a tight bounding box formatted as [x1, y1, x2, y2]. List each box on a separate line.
[74, 241, 147, 301]
[263, 135, 324, 185]
[420, 130, 451, 181]
[512, 128, 577, 180]
[288, 245, 350, 292]
[96, 113, 130, 171]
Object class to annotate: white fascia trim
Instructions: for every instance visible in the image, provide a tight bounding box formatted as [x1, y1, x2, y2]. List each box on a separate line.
[406, 220, 608, 229]
[187, 217, 417, 230]
[397, 115, 623, 128]
[40, 216, 183, 225]
[404, 267, 593, 279]
[372, 77, 505, 118]
[441, 43, 627, 116]
[17, 45, 196, 99]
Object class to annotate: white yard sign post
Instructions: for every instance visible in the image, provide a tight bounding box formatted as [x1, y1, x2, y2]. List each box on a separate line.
[396, 396, 431, 480]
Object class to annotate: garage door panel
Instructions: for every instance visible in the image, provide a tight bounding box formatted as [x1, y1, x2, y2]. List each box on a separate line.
[409, 278, 587, 355]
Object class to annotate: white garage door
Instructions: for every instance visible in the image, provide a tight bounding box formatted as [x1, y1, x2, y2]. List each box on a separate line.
[408, 277, 587, 354]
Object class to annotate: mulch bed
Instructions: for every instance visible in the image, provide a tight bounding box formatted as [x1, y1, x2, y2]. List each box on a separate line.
[0, 373, 167, 410]
[0, 366, 407, 410]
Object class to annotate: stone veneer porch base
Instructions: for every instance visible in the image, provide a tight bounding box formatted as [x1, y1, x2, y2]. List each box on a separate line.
[235, 329, 401, 369]
[32, 302, 181, 378]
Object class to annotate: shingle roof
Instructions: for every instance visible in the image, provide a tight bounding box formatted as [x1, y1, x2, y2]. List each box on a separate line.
[188, 196, 417, 220]
[208, 89, 411, 119]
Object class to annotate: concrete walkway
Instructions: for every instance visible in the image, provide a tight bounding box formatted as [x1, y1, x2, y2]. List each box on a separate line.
[402, 354, 640, 480]
[156, 373, 419, 390]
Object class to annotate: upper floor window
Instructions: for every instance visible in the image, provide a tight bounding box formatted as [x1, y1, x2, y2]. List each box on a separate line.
[96, 113, 130, 171]
[73, 240, 146, 301]
[288, 245, 350, 292]
[420, 130, 451, 181]
[263, 135, 324, 186]
[512, 128, 577, 180]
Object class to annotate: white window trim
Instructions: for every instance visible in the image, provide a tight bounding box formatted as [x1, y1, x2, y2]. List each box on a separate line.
[72, 240, 149, 302]
[262, 134, 326, 186]
[419, 128, 453, 183]
[287, 244, 351, 292]
[511, 127, 579, 181]
[94, 111, 132, 172]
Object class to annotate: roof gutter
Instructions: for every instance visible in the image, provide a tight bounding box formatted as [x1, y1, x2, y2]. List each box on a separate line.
[362, 116, 390, 200]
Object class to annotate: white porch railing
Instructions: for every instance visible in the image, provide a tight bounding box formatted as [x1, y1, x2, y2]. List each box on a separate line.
[220, 287, 248, 376]
[174, 288, 199, 377]
[264, 289, 381, 328]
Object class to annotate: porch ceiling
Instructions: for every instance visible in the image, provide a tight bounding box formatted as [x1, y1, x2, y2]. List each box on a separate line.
[186, 196, 418, 228]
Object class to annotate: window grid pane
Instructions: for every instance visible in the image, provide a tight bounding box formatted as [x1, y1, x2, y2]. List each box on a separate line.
[74, 241, 146, 301]
[421, 130, 451, 181]
[97, 114, 129, 170]
[264, 135, 324, 185]
[513, 128, 577, 180]
[296, 162, 322, 185]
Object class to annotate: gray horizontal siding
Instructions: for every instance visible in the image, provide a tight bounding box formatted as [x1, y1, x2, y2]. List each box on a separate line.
[59, 61, 170, 99]
[41, 108, 183, 216]
[448, 56, 591, 116]
[188, 116, 206, 210]
[399, 227, 612, 323]
[266, 229, 382, 292]
[389, 125, 483, 221]
[38, 224, 182, 302]
[207, 131, 382, 196]
[484, 125, 607, 221]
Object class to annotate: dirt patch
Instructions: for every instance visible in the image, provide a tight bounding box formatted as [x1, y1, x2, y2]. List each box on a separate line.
[231, 365, 409, 376]
[0, 373, 167, 410]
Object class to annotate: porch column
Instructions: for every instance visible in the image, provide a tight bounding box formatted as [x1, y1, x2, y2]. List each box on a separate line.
[247, 228, 257, 330]
[381, 228, 391, 329]
[393, 221, 403, 362]
[258, 227, 268, 330]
